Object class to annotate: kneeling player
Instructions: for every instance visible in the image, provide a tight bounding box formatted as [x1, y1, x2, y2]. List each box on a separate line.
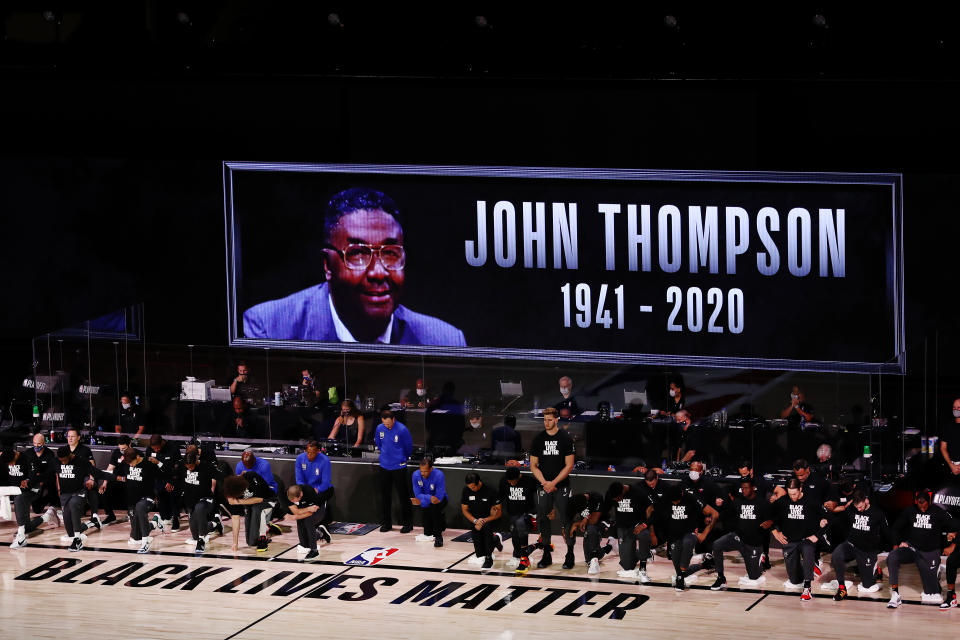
[568, 490, 608, 574]
[6, 446, 58, 548]
[411, 456, 447, 547]
[828, 490, 888, 601]
[665, 484, 719, 591]
[286, 483, 332, 562]
[176, 450, 219, 553]
[115, 447, 164, 554]
[461, 472, 503, 569]
[223, 472, 280, 554]
[710, 477, 771, 590]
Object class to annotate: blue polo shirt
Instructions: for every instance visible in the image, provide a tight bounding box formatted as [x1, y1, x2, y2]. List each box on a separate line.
[295, 450, 332, 493]
[412, 467, 447, 507]
[234, 456, 278, 493]
[376, 421, 413, 471]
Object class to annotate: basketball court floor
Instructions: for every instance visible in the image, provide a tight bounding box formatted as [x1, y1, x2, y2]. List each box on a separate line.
[1, 513, 956, 639]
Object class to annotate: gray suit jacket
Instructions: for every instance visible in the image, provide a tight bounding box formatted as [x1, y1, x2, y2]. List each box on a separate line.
[243, 283, 466, 346]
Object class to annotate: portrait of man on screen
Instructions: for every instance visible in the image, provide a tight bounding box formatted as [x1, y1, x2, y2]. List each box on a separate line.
[242, 187, 466, 346]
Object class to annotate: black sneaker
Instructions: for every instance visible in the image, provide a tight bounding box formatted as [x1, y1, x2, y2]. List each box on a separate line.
[88, 517, 102, 531]
[494, 532, 504, 552]
[68, 536, 83, 552]
[537, 551, 553, 569]
[316, 524, 332, 544]
[171, 518, 181, 532]
[303, 549, 320, 562]
[675, 574, 685, 591]
[482, 556, 494, 570]
[213, 518, 224, 536]
[562, 552, 575, 570]
[195, 538, 206, 554]
[256, 536, 269, 553]
[380, 524, 392, 533]
[400, 524, 413, 534]
[710, 576, 726, 591]
[599, 543, 613, 558]
[101, 513, 117, 525]
[761, 554, 771, 571]
[834, 586, 847, 602]
[701, 553, 715, 571]
[434, 536, 443, 548]
[268, 522, 283, 536]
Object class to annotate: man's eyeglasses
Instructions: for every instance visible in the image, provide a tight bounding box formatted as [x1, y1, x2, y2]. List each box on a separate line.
[326, 243, 406, 271]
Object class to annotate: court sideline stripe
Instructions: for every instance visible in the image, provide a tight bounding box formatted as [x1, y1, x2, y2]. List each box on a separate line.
[442, 552, 475, 573]
[0, 541, 935, 608]
[223, 566, 353, 640]
[268, 544, 299, 561]
[745, 593, 768, 611]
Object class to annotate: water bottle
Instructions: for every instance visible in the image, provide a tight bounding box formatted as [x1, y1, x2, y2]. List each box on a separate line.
[355, 393, 362, 407]
[523, 451, 530, 467]
[661, 457, 668, 471]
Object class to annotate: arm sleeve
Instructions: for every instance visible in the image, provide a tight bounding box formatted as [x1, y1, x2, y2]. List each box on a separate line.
[436, 471, 447, 501]
[412, 472, 429, 507]
[402, 428, 413, 458]
[321, 457, 332, 491]
[258, 460, 278, 493]
[295, 457, 306, 486]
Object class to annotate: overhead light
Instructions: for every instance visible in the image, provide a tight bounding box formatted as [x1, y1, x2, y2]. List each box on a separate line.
[327, 13, 342, 27]
[176, 12, 191, 26]
[812, 14, 827, 28]
[664, 15, 678, 29]
[475, 15, 489, 28]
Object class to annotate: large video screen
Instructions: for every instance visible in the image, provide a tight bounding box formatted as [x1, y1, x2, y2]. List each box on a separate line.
[224, 163, 904, 373]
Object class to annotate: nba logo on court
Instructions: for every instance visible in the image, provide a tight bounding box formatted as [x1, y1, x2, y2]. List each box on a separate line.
[345, 547, 399, 566]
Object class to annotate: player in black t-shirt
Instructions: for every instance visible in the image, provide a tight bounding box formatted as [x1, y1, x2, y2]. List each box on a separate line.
[606, 481, 654, 582]
[99, 435, 141, 524]
[770, 478, 828, 601]
[665, 484, 720, 591]
[116, 447, 165, 553]
[147, 434, 182, 531]
[499, 467, 538, 569]
[54, 446, 100, 551]
[887, 489, 960, 608]
[286, 483, 331, 562]
[530, 407, 575, 569]
[7, 446, 59, 548]
[734, 459, 777, 570]
[65, 428, 107, 530]
[175, 450, 218, 553]
[828, 490, 889, 601]
[568, 490, 607, 575]
[940, 398, 960, 478]
[224, 472, 281, 554]
[13, 433, 59, 543]
[461, 472, 502, 569]
[710, 478, 772, 590]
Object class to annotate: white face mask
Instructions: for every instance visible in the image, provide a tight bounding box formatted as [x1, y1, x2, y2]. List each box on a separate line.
[669, 389, 677, 398]
[122, 403, 131, 410]
[559, 387, 570, 398]
[953, 409, 960, 418]
[416, 388, 426, 397]
[469, 420, 482, 430]
[689, 471, 700, 482]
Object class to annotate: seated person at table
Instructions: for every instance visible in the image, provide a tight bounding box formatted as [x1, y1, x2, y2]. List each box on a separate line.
[492, 414, 523, 459]
[115, 393, 145, 434]
[411, 456, 447, 547]
[221, 396, 263, 440]
[328, 399, 366, 447]
[556, 376, 581, 419]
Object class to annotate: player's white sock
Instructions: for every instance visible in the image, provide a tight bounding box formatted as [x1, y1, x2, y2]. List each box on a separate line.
[17, 525, 25, 536]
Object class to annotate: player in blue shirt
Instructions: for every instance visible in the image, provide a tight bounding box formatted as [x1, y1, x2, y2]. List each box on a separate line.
[411, 456, 447, 547]
[376, 409, 414, 533]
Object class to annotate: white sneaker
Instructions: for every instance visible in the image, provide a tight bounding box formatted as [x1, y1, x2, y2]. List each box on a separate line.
[10, 534, 26, 549]
[887, 592, 902, 609]
[783, 580, 804, 590]
[921, 592, 944, 605]
[184, 538, 198, 546]
[152, 515, 165, 533]
[60, 534, 73, 543]
[638, 569, 651, 584]
[296, 545, 310, 555]
[739, 575, 766, 587]
[617, 568, 639, 579]
[821, 579, 853, 591]
[414, 534, 435, 542]
[45, 506, 59, 527]
[505, 557, 521, 569]
[162, 519, 172, 528]
[127, 537, 139, 545]
[468, 554, 485, 565]
[588, 558, 600, 575]
[857, 582, 881, 593]
[138, 538, 152, 554]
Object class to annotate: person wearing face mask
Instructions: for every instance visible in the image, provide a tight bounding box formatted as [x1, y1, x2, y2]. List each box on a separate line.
[666, 380, 685, 416]
[827, 491, 889, 601]
[781, 385, 814, 424]
[460, 409, 488, 456]
[7, 445, 59, 548]
[682, 461, 725, 510]
[939, 397, 960, 478]
[887, 489, 960, 608]
[115, 393, 145, 435]
[12, 434, 60, 545]
[329, 399, 366, 448]
[674, 410, 707, 463]
[555, 376, 581, 418]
